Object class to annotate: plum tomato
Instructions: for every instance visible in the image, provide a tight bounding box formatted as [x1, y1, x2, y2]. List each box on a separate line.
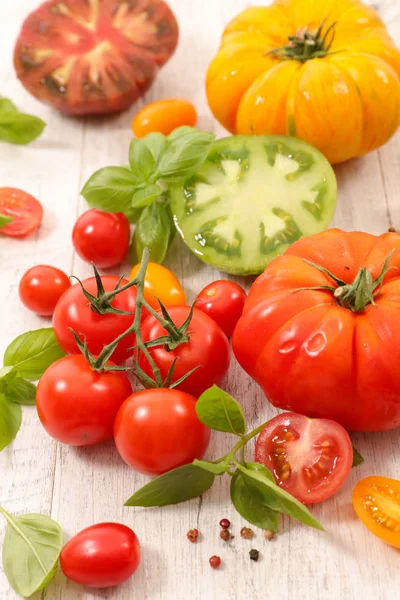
[14, 0, 179, 115]
[19, 265, 71, 316]
[130, 261, 186, 310]
[0, 187, 43, 237]
[114, 388, 211, 475]
[195, 280, 247, 337]
[36, 354, 132, 446]
[72, 209, 130, 268]
[255, 412, 353, 504]
[132, 98, 197, 137]
[60, 523, 140, 588]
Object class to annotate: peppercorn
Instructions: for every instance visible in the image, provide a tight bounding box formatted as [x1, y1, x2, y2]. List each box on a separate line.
[220, 529, 230, 542]
[209, 555, 221, 569]
[240, 526, 254, 539]
[249, 549, 259, 562]
[219, 518, 230, 529]
[187, 528, 199, 543]
[264, 529, 275, 541]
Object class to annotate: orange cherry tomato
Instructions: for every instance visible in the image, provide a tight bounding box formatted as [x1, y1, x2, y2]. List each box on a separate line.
[129, 262, 186, 310]
[352, 476, 400, 548]
[132, 99, 197, 138]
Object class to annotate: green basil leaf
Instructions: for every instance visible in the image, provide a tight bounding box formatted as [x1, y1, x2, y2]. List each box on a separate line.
[129, 138, 156, 182]
[0, 507, 63, 598]
[3, 375, 36, 405]
[125, 464, 215, 507]
[132, 200, 173, 264]
[141, 132, 167, 162]
[0, 367, 14, 380]
[352, 445, 364, 468]
[131, 183, 163, 208]
[0, 97, 18, 112]
[4, 328, 65, 381]
[236, 463, 324, 531]
[196, 385, 246, 435]
[155, 127, 215, 182]
[192, 459, 227, 475]
[81, 166, 140, 214]
[245, 461, 275, 483]
[0, 394, 22, 451]
[0, 112, 46, 145]
[231, 472, 280, 532]
[0, 214, 13, 229]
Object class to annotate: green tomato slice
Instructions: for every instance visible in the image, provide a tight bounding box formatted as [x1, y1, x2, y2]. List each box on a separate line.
[170, 135, 337, 275]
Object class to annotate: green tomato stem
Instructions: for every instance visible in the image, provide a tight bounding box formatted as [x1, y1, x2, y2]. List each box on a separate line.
[213, 421, 268, 465]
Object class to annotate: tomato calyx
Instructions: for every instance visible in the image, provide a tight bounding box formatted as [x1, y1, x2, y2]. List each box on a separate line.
[267, 20, 338, 62]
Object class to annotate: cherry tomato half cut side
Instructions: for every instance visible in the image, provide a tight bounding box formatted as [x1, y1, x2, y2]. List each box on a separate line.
[0, 187, 43, 237]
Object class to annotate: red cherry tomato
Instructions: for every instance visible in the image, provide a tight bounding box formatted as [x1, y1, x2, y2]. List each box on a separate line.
[138, 306, 231, 397]
[0, 187, 43, 237]
[114, 388, 211, 475]
[195, 280, 247, 337]
[19, 265, 71, 316]
[255, 412, 353, 503]
[60, 523, 140, 588]
[73, 209, 130, 269]
[36, 355, 132, 446]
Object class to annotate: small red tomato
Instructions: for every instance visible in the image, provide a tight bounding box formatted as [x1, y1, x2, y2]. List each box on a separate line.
[72, 209, 130, 268]
[132, 98, 197, 138]
[19, 265, 71, 316]
[0, 187, 43, 237]
[60, 523, 140, 588]
[114, 388, 211, 475]
[195, 280, 247, 337]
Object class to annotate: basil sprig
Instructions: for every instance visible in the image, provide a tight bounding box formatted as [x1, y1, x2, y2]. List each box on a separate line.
[0, 97, 46, 145]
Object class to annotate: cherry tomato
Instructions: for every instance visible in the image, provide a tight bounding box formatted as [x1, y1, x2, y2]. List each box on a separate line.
[19, 265, 71, 316]
[138, 306, 230, 397]
[132, 98, 197, 138]
[254, 412, 353, 504]
[130, 262, 186, 310]
[195, 280, 247, 337]
[53, 275, 139, 365]
[60, 523, 140, 588]
[114, 388, 210, 475]
[36, 355, 132, 446]
[0, 187, 43, 237]
[352, 476, 400, 548]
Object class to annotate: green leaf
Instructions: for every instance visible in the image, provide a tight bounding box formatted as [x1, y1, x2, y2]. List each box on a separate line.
[132, 200, 173, 264]
[245, 461, 275, 483]
[0, 214, 13, 229]
[155, 127, 215, 182]
[0, 367, 14, 379]
[4, 328, 65, 380]
[0, 112, 46, 145]
[192, 459, 227, 475]
[129, 138, 156, 182]
[231, 472, 280, 532]
[0, 97, 18, 112]
[0, 507, 63, 598]
[352, 446, 364, 468]
[141, 132, 167, 162]
[131, 183, 163, 209]
[124, 464, 215, 507]
[196, 385, 246, 436]
[81, 166, 140, 214]
[0, 394, 22, 451]
[3, 375, 36, 405]
[236, 463, 325, 531]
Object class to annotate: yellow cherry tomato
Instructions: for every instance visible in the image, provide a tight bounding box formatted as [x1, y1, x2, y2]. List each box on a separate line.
[132, 99, 197, 138]
[130, 262, 186, 310]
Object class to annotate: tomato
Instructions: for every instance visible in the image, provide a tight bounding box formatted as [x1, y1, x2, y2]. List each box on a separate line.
[233, 229, 400, 431]
[0, 187, 43, 237]
[132, 98, 197, 137]
[352, 476, 400, 549]
[138, 306, 230, 397]
[114, 389, 210, 475]
[53, 275, 139, 365]
[73, 209, 130, 269]
[14, 0, 178, 116]
[19, 265, 71, 316]
[36, 355, 132, 446]
[195, 280, 247, 337]
[60, 523, 140, 588]
[254, 412, 352, 504]
[130, 261, 186, 310]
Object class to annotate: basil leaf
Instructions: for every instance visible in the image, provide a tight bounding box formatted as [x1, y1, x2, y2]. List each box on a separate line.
[192, 459, 227, 475]
[231, 472, 280, 532]
[0, 367, 13, 379]
[3, 375, 36, 405]
[236, 463, 324, 531]
[0, 112, 46, 145]
[155, 128, 215, 182]
[245, 461, 275, 482]
[0, 98, 17, 112]
[125, 464, 215, 507]
[81, 166, 140, 214]
[129, 138, 156, 182]
[132, 200, 173, 264]
[0, 507, 63, 598]
[352, 445, 364, 468]
[0, 394, 22, 451]
[4, 328, 65, 380]
[0, 214, 13, 229]
[131, 183, 163, 208]
[142, 132, 167, 162]
[196, 385, 246, 435]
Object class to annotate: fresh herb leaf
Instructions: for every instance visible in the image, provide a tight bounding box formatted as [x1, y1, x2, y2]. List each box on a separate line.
[129, 138, 157, 182]
[0, 98, 17, 112]
[196, 385, 246, 436]
[0, 111, 46, 145]
[0, 394, 22, 451]
[352, 445, 364, 468]
[0, 214, 13, 229]
[231, 472, 280, 532]
[141, 132, 167, 162]
[155, 127, 215, 182]
[125, 464, 215, 507]
[0, 507, 63, 598]
[131, 183, 163, 208]
[81, 166, 140, 213]
[245, 461, 276, 483]
[132, 200, 173, 264]
[4, 328, 65, 380]
[0, 367, 14, 379]
[2, 374, 36, 405]
[192, 459, 227, 475]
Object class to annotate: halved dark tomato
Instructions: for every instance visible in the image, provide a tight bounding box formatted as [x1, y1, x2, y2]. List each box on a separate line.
[254, 412, 353, 504]
[14, 0, 179, 116]
[0, 188, 43, 238]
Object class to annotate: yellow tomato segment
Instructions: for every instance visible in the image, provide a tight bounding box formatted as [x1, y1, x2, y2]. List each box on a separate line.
[132, 99, 197, 138]
[129, 262, 186, 310]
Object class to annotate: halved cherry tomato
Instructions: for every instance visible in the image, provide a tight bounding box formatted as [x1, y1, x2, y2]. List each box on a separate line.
[0, 187, 43, 237]
[19, 265, 71, 316]
[130, 261, 186, 310]
[352, 476, 400, 548]
[132, 98, 197, 137]
[195, 280, 247, 337]
[255, 412, 353, 504]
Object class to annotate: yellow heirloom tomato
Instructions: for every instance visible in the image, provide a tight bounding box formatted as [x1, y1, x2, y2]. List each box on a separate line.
[206, 0, 400, 164]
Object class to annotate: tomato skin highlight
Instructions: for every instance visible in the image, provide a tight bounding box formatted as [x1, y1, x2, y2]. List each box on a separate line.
[0, 187, 43, 237]
[114, 388, 210, 475]
[195, 280, 247, 337]
[130, 262, 186, 310]
[255, 412, 353, 504]
[72, 209, 130, 268]
[19, 265, 71, 316]
[132, 98, 197, 137]
[60, 523, 140, 588]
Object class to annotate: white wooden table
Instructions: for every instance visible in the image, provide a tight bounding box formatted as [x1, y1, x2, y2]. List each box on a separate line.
[1, 1, 400, 599]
